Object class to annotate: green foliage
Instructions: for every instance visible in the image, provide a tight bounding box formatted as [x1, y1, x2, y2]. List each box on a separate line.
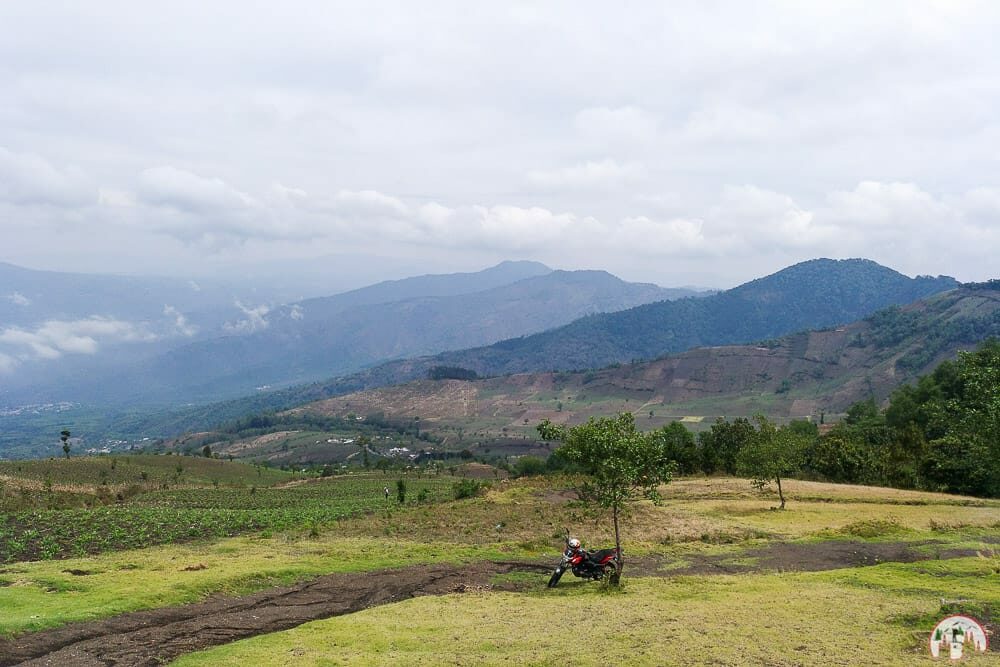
[538, 412, 674, 581]
[735, 415, 809, 509]
[427, 366, 479, 381]
[0, 477, 455, 562]
[396, 478, 406, 505]
[808, 340, 1000, 497]
[513, 456, 547, 477]
[696, 430, 719, 474]
[452, 479, 487, 500]
[653, 421, 698, 475]
[60, 430, 71, 459]
[708, 417, 756, 475]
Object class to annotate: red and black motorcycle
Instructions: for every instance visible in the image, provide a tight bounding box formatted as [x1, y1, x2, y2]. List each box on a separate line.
[547, 538, 620, 587]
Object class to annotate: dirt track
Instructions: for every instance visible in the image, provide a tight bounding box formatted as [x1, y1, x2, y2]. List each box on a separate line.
[0, 561, 549, 667]
[0, 540, 989, 666]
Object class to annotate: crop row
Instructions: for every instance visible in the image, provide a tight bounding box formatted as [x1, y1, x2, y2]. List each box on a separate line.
[1, 477, 457, 562]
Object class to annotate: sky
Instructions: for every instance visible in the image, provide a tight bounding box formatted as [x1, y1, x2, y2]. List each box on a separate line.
[2, 0, 1000, 290]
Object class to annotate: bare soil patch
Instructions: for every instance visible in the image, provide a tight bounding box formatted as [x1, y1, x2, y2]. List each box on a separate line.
[0, 561, 549, 667]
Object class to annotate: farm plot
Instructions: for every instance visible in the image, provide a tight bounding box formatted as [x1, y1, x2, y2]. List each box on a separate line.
[0, 476, 456, 562]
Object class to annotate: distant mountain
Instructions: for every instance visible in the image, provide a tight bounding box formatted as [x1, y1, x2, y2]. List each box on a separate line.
[0, 261, 268, 331]
[1, 262, 708, 410]
[275, 258, 959, 398]
[288, 283, 1000, 449]
[59, 258, 961, 451]
[288, 260, 553, 315]
[82, 269, 699, 404]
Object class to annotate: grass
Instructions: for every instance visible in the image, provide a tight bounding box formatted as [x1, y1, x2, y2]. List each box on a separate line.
[2, 473, 998, 665]
[0, 535, 541, 637]
[1, 475, 459, 562]
[171, 558, 1000, 666]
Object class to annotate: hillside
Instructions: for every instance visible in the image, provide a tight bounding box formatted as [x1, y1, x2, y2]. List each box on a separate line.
[0, 258, 959, 459]
[253, 258, 959, 405]
[288, 285, 1000, 452]
[78, 269, 695, 405]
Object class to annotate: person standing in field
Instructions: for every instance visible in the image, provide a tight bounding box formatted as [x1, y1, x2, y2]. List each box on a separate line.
[384, 486, 390, 501]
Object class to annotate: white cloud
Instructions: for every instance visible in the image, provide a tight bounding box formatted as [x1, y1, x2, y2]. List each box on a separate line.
[163, 305, 198, 337]
[289, 304, 304, 321]
[3, 2, 1000, 286]
[824, 181, 954, 229]
[527, 159, 645, 190]
[0, 317, 157, 362]
[138, 166, 255, 214]
[6, 292, 31, 306]
[0, 351, 17, 374]
[0, 147, 95, 207]
[574, 106, 659, 145]
[225, 301, 271, 333]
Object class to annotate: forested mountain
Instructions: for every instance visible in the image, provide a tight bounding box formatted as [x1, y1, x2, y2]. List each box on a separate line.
[277, 258, 958, 398]
[291, 283, 1000, 445]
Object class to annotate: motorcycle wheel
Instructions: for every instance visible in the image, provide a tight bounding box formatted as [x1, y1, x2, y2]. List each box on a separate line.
[547, 568, 564, 588]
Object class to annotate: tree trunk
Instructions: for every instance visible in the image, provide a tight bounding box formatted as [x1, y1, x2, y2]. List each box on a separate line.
[611, 502, 623, 585]
[776, 476, 785, 510]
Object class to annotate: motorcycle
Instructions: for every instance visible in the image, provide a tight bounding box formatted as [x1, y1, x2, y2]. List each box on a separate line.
[547, 539, 620, 587]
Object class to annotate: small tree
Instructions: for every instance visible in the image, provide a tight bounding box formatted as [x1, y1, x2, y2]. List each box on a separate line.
[356, 434, 372, 469]
[736, 415, 808, 509]
[396, 478, 407, 504]
[538, 412, 674, 584]
[202, 444, 212, 458]
[60, 430, 71, 459]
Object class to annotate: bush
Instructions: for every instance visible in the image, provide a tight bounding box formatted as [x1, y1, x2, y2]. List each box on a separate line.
[514, 456, 547, 477]
[453, 479, 488, 499]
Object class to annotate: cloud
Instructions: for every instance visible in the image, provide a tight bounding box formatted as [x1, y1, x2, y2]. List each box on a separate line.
[0, 147, 95, 207]
[0, 317, 157, 362]
[225, 301, 271, 333]
[0, 351, 16, 374]
[708, 185, 836, 249]
[289, 304, 304, 321]
[138, 166, 255, 215]
[5, 292, 31, 306]
[163, 305, 198, 337]
[574, 106, 659, 145]
[527, 159, 644, 190]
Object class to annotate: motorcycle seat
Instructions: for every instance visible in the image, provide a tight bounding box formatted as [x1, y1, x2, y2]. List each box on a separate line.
[587, 548, 617, 563]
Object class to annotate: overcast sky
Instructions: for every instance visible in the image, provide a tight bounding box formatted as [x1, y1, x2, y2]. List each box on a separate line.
[2, 0, 999, 289]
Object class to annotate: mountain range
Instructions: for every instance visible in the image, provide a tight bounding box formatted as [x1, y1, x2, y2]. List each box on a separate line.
[278, 282, 1000, 464]
[258, 258, 958, 403]
[0, 259, 706, 409]
[0, 257, 975, 458]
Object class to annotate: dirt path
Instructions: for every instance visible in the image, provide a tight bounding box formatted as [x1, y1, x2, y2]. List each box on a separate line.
[0, 561, 549, 667]
[0, 540, 988, 666]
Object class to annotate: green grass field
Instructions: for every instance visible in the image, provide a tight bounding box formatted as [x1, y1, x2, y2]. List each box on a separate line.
[1, 467, 997, 665]
[172, 561, 1000, 666]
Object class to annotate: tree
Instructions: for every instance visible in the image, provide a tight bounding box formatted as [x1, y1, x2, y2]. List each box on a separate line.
[60, 430, 71, 459]
[514, 455, 547, 477]
[202, 444, 212, 458]
[708, 417, 756, 475]
[736, 415, 808, 509]
[697, 430, 720, 474]
[357, 434, 372, 469]
[653, 422, 698, 475]
[538, 412, 674, 584]
[396, 478, 407, 504]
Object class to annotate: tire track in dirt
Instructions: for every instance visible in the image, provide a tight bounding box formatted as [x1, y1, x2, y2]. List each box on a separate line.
[0, 561, 549, 667]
